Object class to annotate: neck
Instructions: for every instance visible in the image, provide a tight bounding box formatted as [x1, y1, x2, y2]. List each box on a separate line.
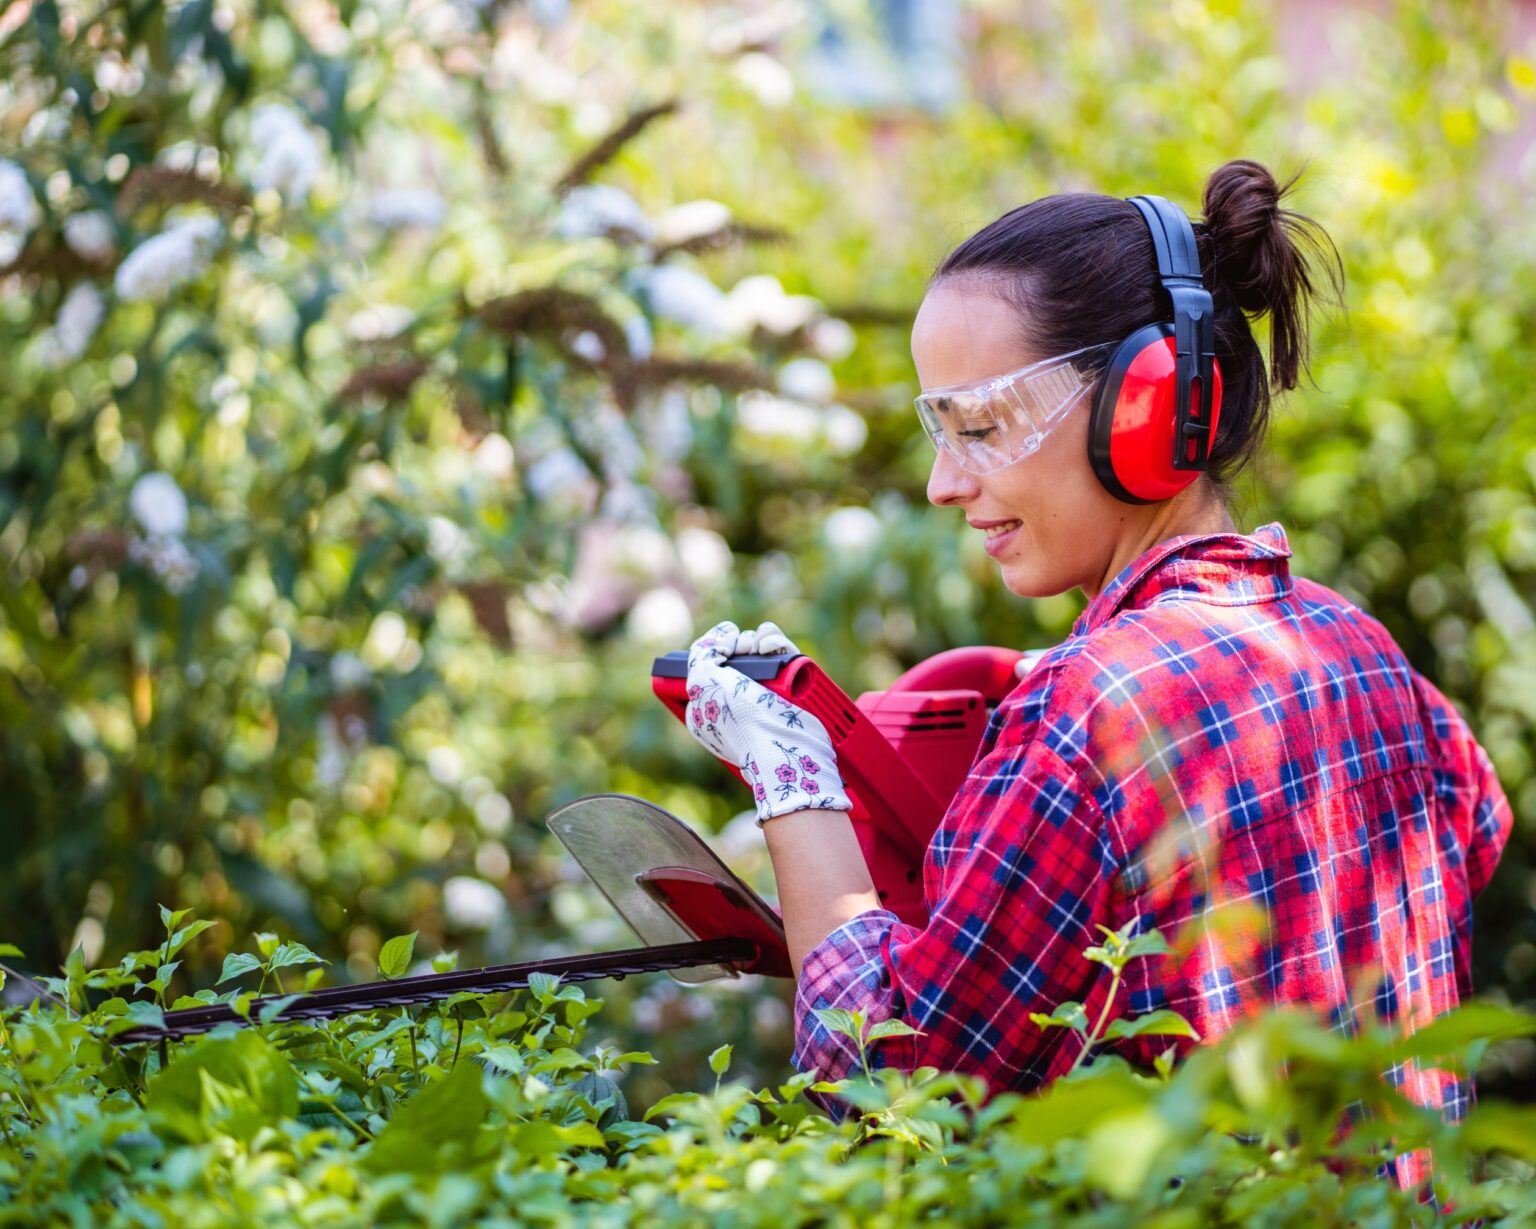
[1085, 482, 1236, 600]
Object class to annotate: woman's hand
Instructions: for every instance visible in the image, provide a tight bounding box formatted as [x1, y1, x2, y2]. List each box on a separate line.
[684, 621, 852, 824]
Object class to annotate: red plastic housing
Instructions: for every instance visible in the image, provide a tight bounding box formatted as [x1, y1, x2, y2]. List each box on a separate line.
[652, 646, 1023, 927]
[635, 867, 792, 978]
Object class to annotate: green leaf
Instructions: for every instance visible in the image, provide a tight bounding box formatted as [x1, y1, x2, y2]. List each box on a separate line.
[552, 1122, 605, 1148]
[165, 920, 217, 960]
[866, 1019, 924, 1043]
[0, 943, 25, 959]
[1393, 1001, 1536, 1062]
[609, 1051, 658, 1066]
[147, 961, 181, 994]
[146, 1031, 299, 1143]
[812, 1007, 863, 1044]
[1030, 1002, 1090, 1036]
[478, 1045, 525, 1074]
[708, 1043, 733, 1076]
[349, 1013, 416, 1054]
[364, 1060, 489, 1173]
[257, 994, 304, 1025]
[643, 1092, 700, 1123]
[268, 942, 326, 971]
[1462, 1103, 1536, 1159]
[106, 1001, 167, 1037]
[431, 949, 459, 973]
[159, 905, 192, 932]
[217, 953, 263, 985]
[1103, 1010, 1200, 1042]
[254, 932, 280, 959]
[378, 932, 418, 980]
[1119, 929, 1172, 961]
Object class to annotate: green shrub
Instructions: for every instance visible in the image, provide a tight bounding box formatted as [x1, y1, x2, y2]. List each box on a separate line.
[2, 917, 1534, 1226]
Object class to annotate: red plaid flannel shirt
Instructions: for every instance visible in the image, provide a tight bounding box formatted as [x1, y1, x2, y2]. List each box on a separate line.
[793, 523, 1512, 1186]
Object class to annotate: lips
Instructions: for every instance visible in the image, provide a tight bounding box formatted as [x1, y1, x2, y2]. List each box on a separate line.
[975, 519, 1022, 558]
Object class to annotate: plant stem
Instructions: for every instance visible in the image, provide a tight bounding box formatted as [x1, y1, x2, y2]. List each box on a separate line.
[1070, 968, 1123, 1074]
[299, 1073, 373, 1141]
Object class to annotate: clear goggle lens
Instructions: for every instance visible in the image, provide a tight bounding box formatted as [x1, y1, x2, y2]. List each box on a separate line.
[914, 342, 1116, 476]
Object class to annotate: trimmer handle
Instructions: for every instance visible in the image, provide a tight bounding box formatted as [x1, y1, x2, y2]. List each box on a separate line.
[651, 651, 941, 923]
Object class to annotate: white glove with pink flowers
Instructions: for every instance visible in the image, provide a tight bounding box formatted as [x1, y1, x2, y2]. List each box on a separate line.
[684, 620, 853, 826]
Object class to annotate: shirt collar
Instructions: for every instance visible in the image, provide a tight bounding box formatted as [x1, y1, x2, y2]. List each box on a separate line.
[1072, 521, 1294, 638]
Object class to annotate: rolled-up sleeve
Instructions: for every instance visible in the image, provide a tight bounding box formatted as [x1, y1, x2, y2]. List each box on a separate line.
[790, 734, 1116, 1104]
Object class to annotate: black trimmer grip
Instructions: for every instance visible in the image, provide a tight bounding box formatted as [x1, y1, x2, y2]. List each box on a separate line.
[650, 651, 801, 682]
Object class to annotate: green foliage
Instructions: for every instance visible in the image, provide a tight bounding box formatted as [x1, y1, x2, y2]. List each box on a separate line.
[1, 915, 1534, 1226]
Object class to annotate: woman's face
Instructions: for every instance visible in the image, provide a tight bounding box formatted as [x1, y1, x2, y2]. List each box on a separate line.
[911, 279, 1141, 599]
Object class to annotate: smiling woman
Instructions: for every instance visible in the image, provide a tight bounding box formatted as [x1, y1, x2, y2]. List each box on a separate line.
[681, 159, 1513, 1194]
[910, 160, 1337, 601]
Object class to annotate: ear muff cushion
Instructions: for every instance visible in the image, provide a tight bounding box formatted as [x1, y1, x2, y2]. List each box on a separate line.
[1088, 323, 1224, 504]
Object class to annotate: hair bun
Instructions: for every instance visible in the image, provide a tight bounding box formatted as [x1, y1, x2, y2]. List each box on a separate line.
[1200, 159, 1341, 392]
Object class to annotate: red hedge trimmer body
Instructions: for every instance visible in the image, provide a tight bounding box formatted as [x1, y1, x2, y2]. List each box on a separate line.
[117, 647, 1021, 1043]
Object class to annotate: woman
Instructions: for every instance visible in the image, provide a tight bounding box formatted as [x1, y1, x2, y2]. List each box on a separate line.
[682, 160, 1511, 1186]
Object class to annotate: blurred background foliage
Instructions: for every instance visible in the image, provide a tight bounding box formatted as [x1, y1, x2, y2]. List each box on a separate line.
[1, 0, 1534, 1104]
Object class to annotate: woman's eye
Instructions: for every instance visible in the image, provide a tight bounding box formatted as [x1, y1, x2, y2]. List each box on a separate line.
[959, 426, 996, 442]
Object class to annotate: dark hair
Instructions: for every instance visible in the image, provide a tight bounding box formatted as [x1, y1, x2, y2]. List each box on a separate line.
[931, 159, 1345, 489]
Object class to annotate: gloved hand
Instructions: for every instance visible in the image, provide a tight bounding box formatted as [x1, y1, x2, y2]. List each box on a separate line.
[684, 620, 852, 825]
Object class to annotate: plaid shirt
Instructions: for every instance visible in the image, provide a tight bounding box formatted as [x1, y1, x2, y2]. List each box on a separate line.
[793, 523, 1511, 1187]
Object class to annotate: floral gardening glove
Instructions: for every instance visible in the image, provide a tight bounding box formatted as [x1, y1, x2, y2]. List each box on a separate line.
[685, 620, 853, 825]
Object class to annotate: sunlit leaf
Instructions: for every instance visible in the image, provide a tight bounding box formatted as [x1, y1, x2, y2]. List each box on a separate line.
[377, 932, 418, 980]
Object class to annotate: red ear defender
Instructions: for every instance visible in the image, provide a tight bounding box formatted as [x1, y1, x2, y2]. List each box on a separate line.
[1090, 324, 1224, 503]
[1087, 195, 1222, 505]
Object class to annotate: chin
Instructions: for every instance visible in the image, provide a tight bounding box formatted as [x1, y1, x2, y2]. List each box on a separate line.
[998, 562, 1055, 599]
[996, 549, 1077, 600]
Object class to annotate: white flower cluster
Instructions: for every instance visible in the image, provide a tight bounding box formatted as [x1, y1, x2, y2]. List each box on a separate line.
[129, 471, 189, 536]
[367, 187, 448, 231]
[63, 210, 116, 262]
[314, 714, 350, 788]
[127, 472, 199, 593]
[127, 534, 199, 593]
[777, 356, 835, 402]
[722, 273, 819, 336]
[442, 876, 507, 931]
[523, 446, 598, 517]
[655, 198, 732, 246]
[737, 389, 868, 454]
[250, 103, 323, 203]
[554, 184, 654, 241]
[0, 159, 39, 266]
[114, 215, 222, 303]
[623, 313, 652, 359]
[328, 651, 372, 692]
[36, 282, 105, 367]
[642, 265, 726, 335]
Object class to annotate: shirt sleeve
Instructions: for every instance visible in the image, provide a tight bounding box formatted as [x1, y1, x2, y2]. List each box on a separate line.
[790, 733, 1117, 1096]
[1415, 674, 1514, 899]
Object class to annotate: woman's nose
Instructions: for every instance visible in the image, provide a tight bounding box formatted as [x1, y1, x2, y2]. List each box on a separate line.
[926, 446, 980, 507]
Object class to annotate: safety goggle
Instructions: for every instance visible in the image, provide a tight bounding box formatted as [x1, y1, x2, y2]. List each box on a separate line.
[914, 342, 1117, 476]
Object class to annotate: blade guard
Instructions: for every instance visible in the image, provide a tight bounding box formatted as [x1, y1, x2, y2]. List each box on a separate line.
[547, 794, 792, 981]
[651, 646, 1024, 927]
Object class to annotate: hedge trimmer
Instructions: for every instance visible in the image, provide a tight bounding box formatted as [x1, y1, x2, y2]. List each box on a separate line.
[115, 646, 1022, 1044]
